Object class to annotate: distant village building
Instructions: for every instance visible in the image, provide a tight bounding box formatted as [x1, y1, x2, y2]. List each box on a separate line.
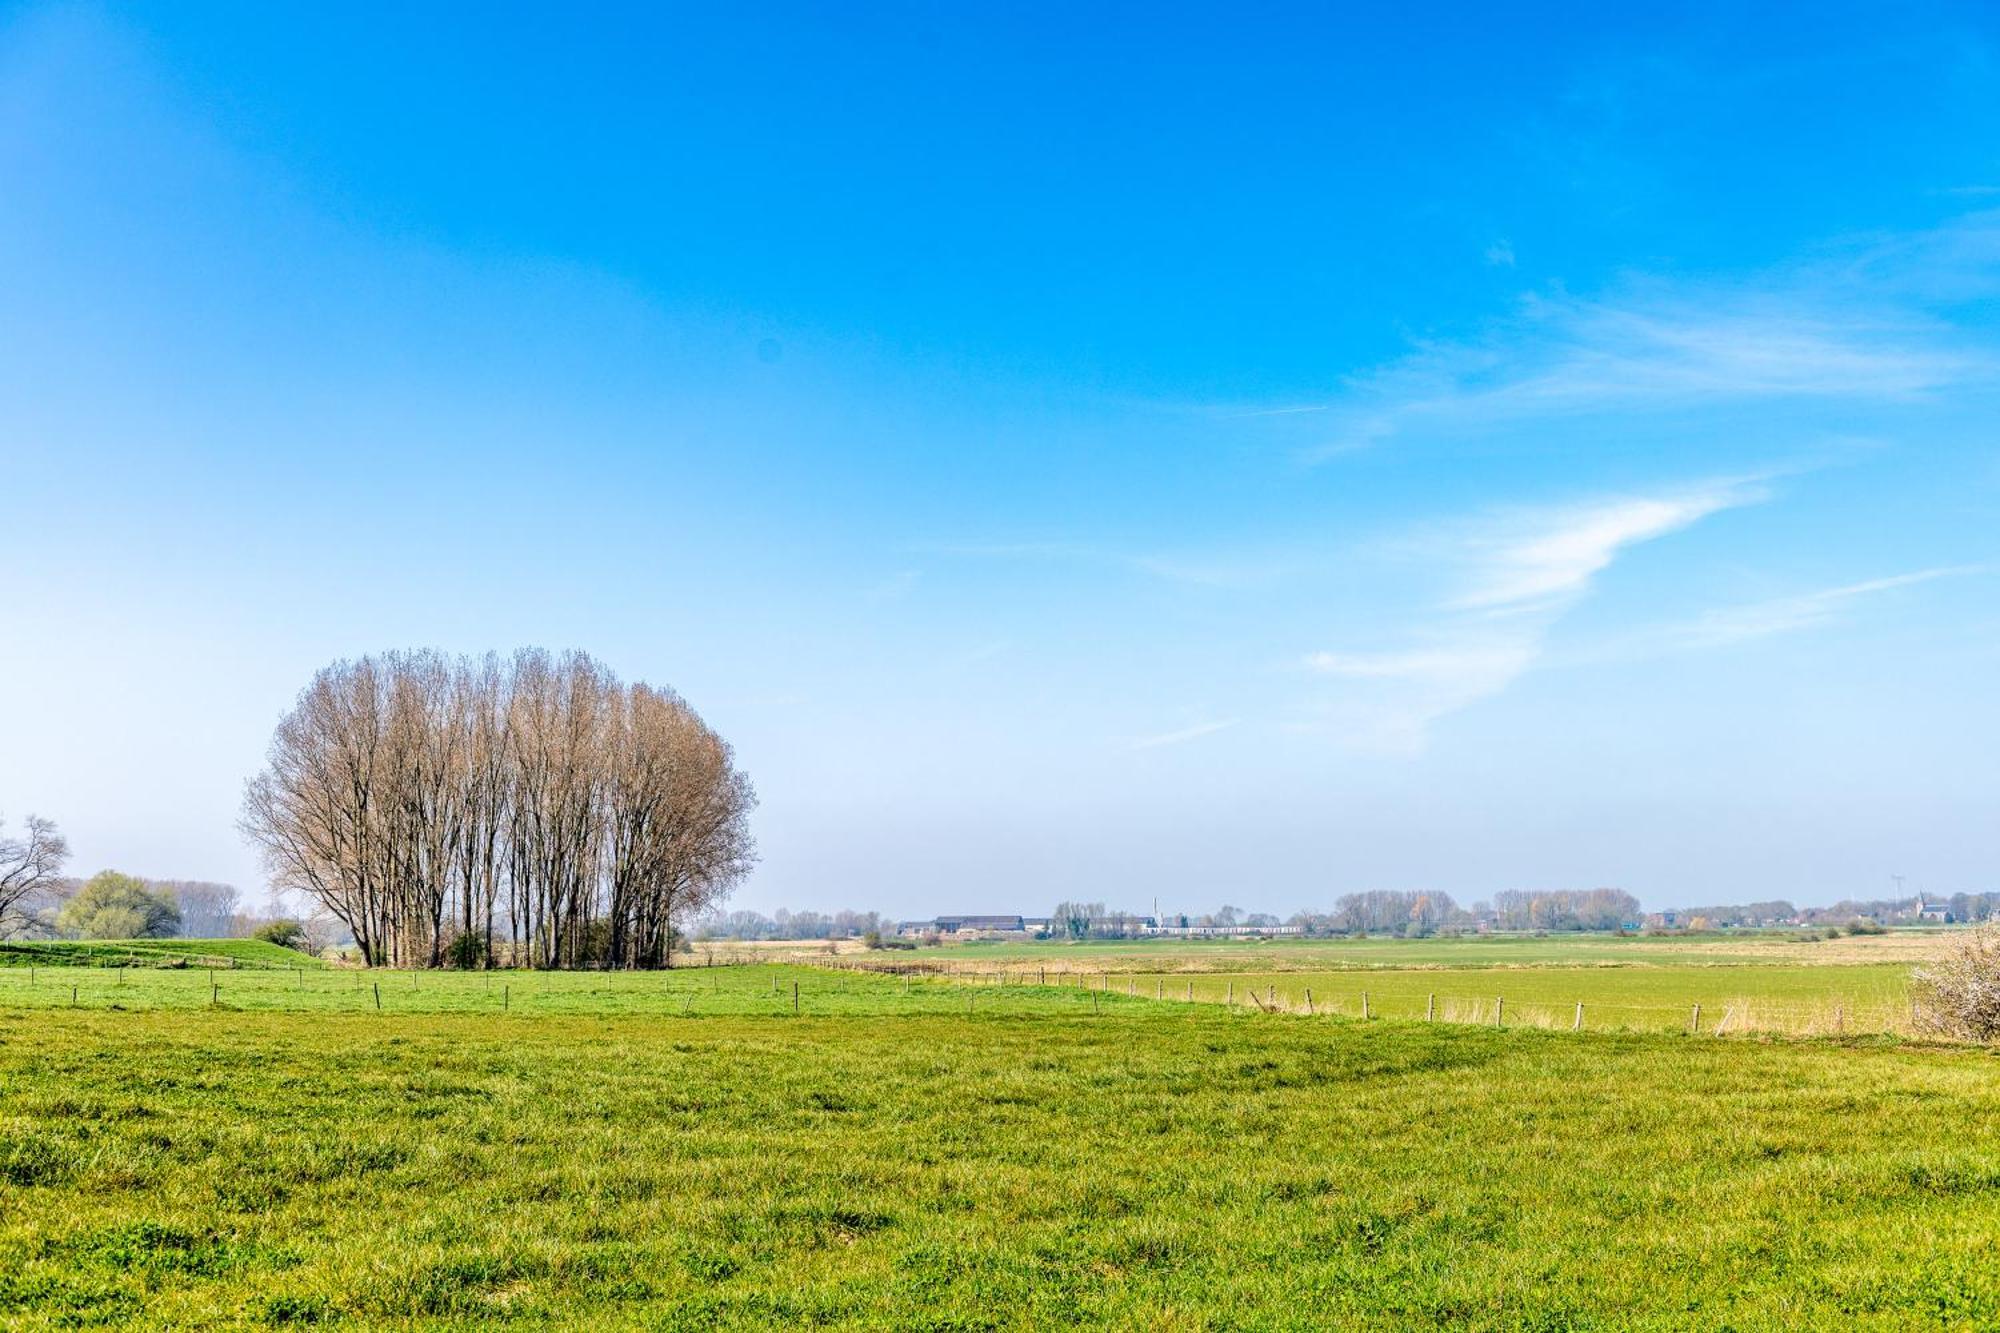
[897, 915, 1026, 938]
[1148, 921, 1303, 938]
[894, 912, 1301, 940]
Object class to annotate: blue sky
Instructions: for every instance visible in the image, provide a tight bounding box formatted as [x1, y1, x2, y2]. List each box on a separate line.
[3, 2, 1996, 915]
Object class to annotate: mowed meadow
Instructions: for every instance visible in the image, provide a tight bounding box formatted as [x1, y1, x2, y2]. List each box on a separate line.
[3, 944, 1999, 1328]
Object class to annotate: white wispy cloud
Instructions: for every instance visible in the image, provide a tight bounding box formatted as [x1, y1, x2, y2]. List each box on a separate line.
[1451, 486, 1759, 612]
[1130, 719, 1238, 750]
[1300, 299, 1977, 461]
[1621, 565, 1984, 656]
[1304, 482, 1763, 751]
[1214, 215, 2000, 462]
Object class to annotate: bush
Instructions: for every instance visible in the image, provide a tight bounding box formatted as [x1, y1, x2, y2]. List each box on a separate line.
[1846, 918, 1888, 936]
[1912, 928, 2000, 1040]
[253, 920, 310, 952]
[443, 930, 488, 970]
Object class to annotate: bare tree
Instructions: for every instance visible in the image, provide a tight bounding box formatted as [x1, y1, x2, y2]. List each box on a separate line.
[241, 648, 754, 969]
[0, 815, 69, 937]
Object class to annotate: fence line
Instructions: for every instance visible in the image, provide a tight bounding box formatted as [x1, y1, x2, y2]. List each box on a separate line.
[0, 955, 1920, 1038]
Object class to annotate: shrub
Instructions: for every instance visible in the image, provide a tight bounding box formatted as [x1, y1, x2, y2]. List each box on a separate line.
[1847, 918, 1888, 936]
[1912, 928, 2000, 1041]
[254, 920, 310, 951]
[444, 931, 487, 970]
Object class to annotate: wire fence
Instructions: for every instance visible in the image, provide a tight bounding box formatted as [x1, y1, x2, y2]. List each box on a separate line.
[0, 954, 1921, 1037]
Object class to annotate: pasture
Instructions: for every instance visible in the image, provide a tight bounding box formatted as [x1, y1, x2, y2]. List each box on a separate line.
[0, 943, 1991, 1326]
[2, 966, 1998, 1329]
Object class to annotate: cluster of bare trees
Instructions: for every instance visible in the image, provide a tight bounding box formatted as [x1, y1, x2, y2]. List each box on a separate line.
[1490, 888, 1639, 932]
[240, 649, 755, 969]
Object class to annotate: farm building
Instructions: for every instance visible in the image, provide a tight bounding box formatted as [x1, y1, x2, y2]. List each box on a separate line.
[897, 915, 1028, 937]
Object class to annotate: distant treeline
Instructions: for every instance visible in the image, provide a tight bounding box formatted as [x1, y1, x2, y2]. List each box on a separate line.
[1677, 895, 2000, 927]
[1275, 888, 1640, 937]
[695, 909, 892, 941]
[662, 887, 2000, 949]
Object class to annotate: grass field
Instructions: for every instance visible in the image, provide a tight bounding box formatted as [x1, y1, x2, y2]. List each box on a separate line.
[2, 965, 1997, 1329]
[0, 946, 1989, 1326]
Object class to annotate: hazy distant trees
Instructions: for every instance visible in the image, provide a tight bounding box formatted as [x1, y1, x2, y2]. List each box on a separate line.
[1492, 888, 1640, 932]
[0, 814, 68, 935]
[696, 908, 890, 941]
[240, 649, 756, 968]
[155, 881, 241, 937]
[1051, 901, 1105, 940]
[58, 871, 182, 939]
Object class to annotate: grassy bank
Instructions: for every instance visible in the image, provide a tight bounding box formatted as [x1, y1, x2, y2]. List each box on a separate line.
[0, 971, 1996, 1327]
[0, 939, 319, 970]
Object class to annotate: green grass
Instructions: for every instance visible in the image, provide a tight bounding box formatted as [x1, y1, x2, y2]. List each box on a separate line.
[0, 939, 321, 970]
[0, 968, 1995, 1329]
[1082, 965, 1914, 1034]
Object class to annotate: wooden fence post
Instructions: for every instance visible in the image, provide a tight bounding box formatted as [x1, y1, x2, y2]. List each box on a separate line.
[373, 982, 381, 1011]
[504, 984, 509, 1011]
[1494, 997, 1504, 1028]
[1305, 988, 1313, 1015]
[1362, 991, 1371, 1020]
[1425, 993, 1435, 1022]
[793, 981, 800, 1015]
[1573, 1002, 1583, 1031]
[1689, 1003, 1700, 1035]
[1187, 981, 1193, 1002]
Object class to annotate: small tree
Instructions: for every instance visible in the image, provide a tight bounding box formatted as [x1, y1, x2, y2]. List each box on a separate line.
[1911, 927, 2000, 1041]
[58, 871, 181, 940]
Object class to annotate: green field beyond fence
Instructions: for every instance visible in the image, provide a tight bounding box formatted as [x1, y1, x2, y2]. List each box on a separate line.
[909, 962, 1916, 1036]
[0, 949, 1929, 1037]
